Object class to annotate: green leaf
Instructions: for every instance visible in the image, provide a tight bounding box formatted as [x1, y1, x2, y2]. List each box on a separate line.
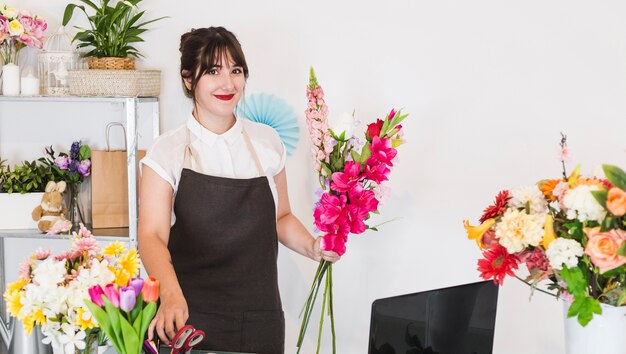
[560, 265, 587, 297]
[84, 300, 124, 354]
[103, 298, 124, 351]
[617, 242, 626, 257]
[139, 302, 157, 345]
[360, 143, 371, 162]
[63, 4, 85, 25]
[603, 165, 626, 190]
[79, 145, 91, 160]
[591, 189, 608, 209]
[351, 150, 362, 164]
[120, 314, 140, 354]
[567, 296, 602, 327]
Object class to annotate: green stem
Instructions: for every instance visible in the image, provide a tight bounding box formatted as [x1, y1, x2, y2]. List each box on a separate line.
[514, 275, 558, 298]
[297, 260, 329, 352]
[328, 264, 336, 354]
[316, 272, 329, 354]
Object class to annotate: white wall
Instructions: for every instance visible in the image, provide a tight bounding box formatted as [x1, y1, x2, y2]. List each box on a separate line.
[4, 0, 626, 353]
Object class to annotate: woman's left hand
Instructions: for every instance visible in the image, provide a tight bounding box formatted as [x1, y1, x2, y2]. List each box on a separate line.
[311, 236, 341, 263]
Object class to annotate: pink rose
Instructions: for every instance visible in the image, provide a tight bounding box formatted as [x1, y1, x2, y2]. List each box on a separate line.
[584, 227, 626, 273]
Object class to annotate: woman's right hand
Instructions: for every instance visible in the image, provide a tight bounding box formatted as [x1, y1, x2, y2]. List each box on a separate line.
[148, 292, 189, 345]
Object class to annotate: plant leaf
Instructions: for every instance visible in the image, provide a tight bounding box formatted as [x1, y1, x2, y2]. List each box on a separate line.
[603, 165, 626, 190]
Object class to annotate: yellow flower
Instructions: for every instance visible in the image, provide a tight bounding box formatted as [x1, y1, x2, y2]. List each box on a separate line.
[541, 214, 557, 249]
[32, 308, 46, 326]
[6, 278, 29, 293]
[103, 241, 127, 257]
[77, 307, 97, 330]
[118, 248, 140, 279]
[8, 19, 23, 36]
[114, 268, 131, 287]
[4, 290, 24, 319]
[464, 218, 495, 249]
[22, 314, 35, 335]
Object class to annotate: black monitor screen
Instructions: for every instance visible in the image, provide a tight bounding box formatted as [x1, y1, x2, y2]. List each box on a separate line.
[369, 281, 498, 354]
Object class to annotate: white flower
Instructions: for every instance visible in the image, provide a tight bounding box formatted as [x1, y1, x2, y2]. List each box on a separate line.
[562, 185, 606, 223]
[32, 258, 66, 290]
[329, 112, 356, 139]
[1, 6, 17, 19]
[508, 185, 548, 214]
[76, 259, 115, 289]
[59, 323, 85, 354]
[495, 209, 546, 253]
[8, 19, 23, 36]
[546, 238, 584, 270]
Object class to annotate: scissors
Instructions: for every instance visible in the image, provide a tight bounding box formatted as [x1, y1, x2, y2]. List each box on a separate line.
[171, 324, 205, 354]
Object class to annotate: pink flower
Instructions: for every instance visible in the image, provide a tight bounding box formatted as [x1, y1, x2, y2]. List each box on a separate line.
[320, 229, 349, 256]
[584, 227, 626, 273]
[46, 219, 71, 235]
[104, 284, 120, 308]
[370, 136, 397, 166]
[364, 160, 390, 184]
[519, 248, 550, 272]
[54, 156, 69, 170]
[32, 248, 52, 261]
[314, 193, 348, 231]
[331, 162, 362, 192]
[348, 184, 379, 214]
[78, 159, 91, 177]
[366, 119, 383, 141]
[18, 258, 32, 279]
[71, 236, 100, 258]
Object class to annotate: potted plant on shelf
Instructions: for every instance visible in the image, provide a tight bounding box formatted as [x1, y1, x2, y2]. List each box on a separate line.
[0, 158, 53, 229]
[62, 0, 166, 70]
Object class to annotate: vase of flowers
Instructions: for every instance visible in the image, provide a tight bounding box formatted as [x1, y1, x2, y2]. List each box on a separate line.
[40, 142, 92, 231]
[0, 3, 47, 94]
[3, 225, 141, 354]
[463, 135, 626, 353]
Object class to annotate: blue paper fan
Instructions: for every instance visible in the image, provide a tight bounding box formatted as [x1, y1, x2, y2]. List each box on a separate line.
[237, 93, 300, 156]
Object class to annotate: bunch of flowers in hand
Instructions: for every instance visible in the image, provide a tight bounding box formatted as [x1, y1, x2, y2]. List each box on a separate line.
[298, 68, 408, 353]
[85, 276, 159, 354]
[0, 3, 47, 64]
[3, 225, 140, 353]
[464, 135, 626, 326]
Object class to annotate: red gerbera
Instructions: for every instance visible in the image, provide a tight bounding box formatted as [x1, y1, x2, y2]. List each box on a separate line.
[477, 244, 519, 285]
[479, 190, 511, 223]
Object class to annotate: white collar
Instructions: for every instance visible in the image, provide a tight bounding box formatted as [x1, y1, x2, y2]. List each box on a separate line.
[186, 114, 243, 147]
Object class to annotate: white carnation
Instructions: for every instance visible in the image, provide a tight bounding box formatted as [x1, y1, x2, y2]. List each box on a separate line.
[495, 209, 547, 253]
[562, 185, 606, 223]
[508, 185, 548, 214]
[545, 238, 584, 270]
[32, 258, 66, 290]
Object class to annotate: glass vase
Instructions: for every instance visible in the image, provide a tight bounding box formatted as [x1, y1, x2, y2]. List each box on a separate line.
[50, 330, 98, 354]
[67, 183, 85, 231]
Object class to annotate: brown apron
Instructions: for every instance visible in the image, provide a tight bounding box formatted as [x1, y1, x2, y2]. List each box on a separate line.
[168, 127, 284, 353]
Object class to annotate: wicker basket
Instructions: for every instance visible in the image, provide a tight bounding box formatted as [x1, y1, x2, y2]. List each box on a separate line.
[87, 57, 135, 70]
[69, 70, 160, 97]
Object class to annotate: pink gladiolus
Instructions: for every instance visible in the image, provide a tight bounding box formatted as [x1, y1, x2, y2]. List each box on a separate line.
[330, 161, 362, 192]
[387, 109, 396, 120]
[320, 231, 348, 256]
[364, 160, 390, 184]
[104, 284, 120, 307]
[314, 193, 348, 230]
[89, 285, 105, 307]
[370, 136, 397, 166]
[348, 184, 379, 214]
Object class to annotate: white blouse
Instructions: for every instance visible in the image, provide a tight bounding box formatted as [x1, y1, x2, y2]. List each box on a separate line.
[141, 114, 286, 224]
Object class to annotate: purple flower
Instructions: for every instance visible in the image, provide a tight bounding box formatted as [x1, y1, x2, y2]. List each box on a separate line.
[119, 286, 136, 312]
[78, 159, 91, 177]
[69, 160, 79, 173]
[88, 285, 105, 307]
[70, 141, 80, 161]
[54, 156, 69, 170]
[129, 278, 144, 297]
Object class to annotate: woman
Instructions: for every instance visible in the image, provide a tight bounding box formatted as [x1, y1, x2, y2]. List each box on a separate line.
[138, 26, 339, 353]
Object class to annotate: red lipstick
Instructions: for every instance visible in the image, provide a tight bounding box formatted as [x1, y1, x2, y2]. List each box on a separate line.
[214, 94, 235, 101]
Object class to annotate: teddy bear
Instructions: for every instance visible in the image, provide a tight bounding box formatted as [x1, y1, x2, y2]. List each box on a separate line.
[32, 181, 68, 233]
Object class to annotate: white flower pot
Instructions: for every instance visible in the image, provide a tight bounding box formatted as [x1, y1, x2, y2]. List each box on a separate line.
[563, 301, 626, 354]
[0, 192, 44, 229]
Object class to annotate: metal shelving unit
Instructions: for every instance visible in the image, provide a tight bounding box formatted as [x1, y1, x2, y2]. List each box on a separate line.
[0, 96, 160, 320]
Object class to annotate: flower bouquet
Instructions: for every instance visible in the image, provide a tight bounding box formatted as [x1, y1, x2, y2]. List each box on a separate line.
[463, 136, 626, 326]
[3, 225, 141, 353]
[40, 142, 92, 229]
[0, 3, 47, 64]
[84, 276, 159, 354]
[297, 68, 407, 353]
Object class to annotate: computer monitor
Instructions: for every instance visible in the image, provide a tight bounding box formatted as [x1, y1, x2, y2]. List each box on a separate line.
[368, 281, 499, 354]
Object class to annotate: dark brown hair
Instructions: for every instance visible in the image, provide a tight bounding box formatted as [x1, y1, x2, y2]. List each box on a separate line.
[179, 27, 249, 99]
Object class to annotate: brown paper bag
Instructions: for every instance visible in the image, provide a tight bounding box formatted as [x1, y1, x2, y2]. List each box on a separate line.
[91, 122, 146, 228]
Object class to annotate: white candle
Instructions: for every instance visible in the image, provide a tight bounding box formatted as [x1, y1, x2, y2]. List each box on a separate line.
[2, 64, 20, 96]
[20, 74, 40, 96]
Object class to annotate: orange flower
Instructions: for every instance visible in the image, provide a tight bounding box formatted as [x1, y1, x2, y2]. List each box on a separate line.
[570, 177, 605, 190]
[607, 187, 626, 216]
[141, 276, 160, 302]
[464, 219, 496, 249]
[538, 179, 561, 201]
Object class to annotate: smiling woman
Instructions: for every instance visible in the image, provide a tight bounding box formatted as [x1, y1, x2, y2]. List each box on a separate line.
[137, 26, 340, 353]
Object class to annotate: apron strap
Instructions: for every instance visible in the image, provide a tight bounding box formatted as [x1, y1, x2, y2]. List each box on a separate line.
[242, 126, 266, 177]
[183, 121, 266, 177]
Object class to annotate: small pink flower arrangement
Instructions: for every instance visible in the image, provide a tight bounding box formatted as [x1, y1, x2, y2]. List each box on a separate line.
[0, 3, 47, 64]
[463, 134, 626, 326]
[298, 68, 408, 353]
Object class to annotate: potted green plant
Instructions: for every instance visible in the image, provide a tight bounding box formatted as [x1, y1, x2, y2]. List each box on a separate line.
[0, 158, 54, 229]
[62, 0, 166, 70]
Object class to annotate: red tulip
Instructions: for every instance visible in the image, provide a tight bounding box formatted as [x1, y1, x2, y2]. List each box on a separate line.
[142, 276, 159, 302]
